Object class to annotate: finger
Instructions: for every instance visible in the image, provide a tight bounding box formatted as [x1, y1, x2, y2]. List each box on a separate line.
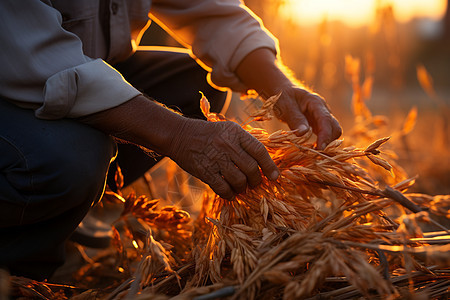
[230, 151, 262, 187]
[206, 174, 235, 200]
[316, 114, 342, 150]
[239, 131, 279, 181]
[220, 163, 248, 194]
[216, 122, 262, 187]
[301, 93, 342, 150]
[274, 100, 310, 135]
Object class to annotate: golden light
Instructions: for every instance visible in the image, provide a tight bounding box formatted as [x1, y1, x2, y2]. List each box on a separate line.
[281, 0, 447, 27]
[132, 240, 139, 249]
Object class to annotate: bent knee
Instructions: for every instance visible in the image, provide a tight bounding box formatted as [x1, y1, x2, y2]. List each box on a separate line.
[36, 134, 115, 201]
[8, 130, 116, 225]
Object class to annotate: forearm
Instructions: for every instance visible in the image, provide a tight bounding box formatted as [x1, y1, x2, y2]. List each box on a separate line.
[235, 48, 293, 98]
[78, 95, 186, 155]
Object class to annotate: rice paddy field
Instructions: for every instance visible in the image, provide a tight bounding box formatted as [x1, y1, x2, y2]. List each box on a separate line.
[4, 1, 449, 299]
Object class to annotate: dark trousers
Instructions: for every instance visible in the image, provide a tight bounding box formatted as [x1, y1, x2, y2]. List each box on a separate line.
[0, 48, 228, 279]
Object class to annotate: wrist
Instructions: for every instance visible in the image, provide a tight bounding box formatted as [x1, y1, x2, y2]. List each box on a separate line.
[79, 94, 191, 156]
[162, 116, 189, 158]
[236, 48, 292, 100]
[164, 118, 207, 161]
[144, 101, 190, 156]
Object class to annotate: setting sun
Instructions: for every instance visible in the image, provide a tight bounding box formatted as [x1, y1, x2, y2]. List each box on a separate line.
[281, 0, 447, 27]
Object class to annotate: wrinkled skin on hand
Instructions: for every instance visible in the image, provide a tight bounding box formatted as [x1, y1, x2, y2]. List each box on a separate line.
[168, 120, 279, 200]
[272, 86, 342, 150]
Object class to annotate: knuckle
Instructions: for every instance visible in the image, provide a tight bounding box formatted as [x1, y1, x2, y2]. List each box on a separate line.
[298, 89, 315, 101]
[333, 118, 342, 134]
[252, 142, 268, 159]
[334, 121, 343, 138]
[318, 113, 333, 126]
[306, 94, 328, 112]
[251, 139, 265, 152]
[310, 93, 327, 105]
[245, 160, 259, 174]
[224, 121, 240, 130]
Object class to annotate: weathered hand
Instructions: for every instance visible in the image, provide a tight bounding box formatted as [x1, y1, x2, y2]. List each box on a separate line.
[168, 119, 279, 199]
[235, 48, 342, 150]
[78, 95, 278, 200]
[272, 86, 342, 150]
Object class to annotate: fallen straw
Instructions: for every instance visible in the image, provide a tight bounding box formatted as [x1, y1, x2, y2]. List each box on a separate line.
[297, 177, 450, 233]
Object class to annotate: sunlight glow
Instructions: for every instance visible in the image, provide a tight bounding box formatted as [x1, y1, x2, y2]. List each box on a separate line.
[281, 0, 447, 27]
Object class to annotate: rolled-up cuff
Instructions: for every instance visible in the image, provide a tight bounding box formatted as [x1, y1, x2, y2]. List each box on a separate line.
[36, 59, 141, 119]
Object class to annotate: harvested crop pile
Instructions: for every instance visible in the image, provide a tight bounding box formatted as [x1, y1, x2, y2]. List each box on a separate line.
[7, 95, 449, 299]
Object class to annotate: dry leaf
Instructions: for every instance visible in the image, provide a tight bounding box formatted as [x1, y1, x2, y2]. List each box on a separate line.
[401, 106, 418, 135]
[199, 91, 210, 117]
[367, 154, 392, 172]
[361, 75, 374, 100]
[364, 136, 390, 153]
[416, 64, 435, 97]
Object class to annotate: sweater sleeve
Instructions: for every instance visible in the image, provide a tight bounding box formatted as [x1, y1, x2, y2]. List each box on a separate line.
[150, 0, 279, 92]
[0, 0, 141, 119]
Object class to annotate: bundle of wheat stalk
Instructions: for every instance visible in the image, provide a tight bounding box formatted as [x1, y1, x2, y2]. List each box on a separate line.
[7, 94, 449, 300]
[101, 94, 448, 300]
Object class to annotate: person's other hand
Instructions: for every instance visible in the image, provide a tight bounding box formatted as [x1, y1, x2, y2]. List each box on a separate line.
[235, 48, 342, 150]
[272, 86, 342, 150]
[168, 119, 279, 200]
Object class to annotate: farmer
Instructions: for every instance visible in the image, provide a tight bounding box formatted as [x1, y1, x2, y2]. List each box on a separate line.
[0, 0, 341, 279]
